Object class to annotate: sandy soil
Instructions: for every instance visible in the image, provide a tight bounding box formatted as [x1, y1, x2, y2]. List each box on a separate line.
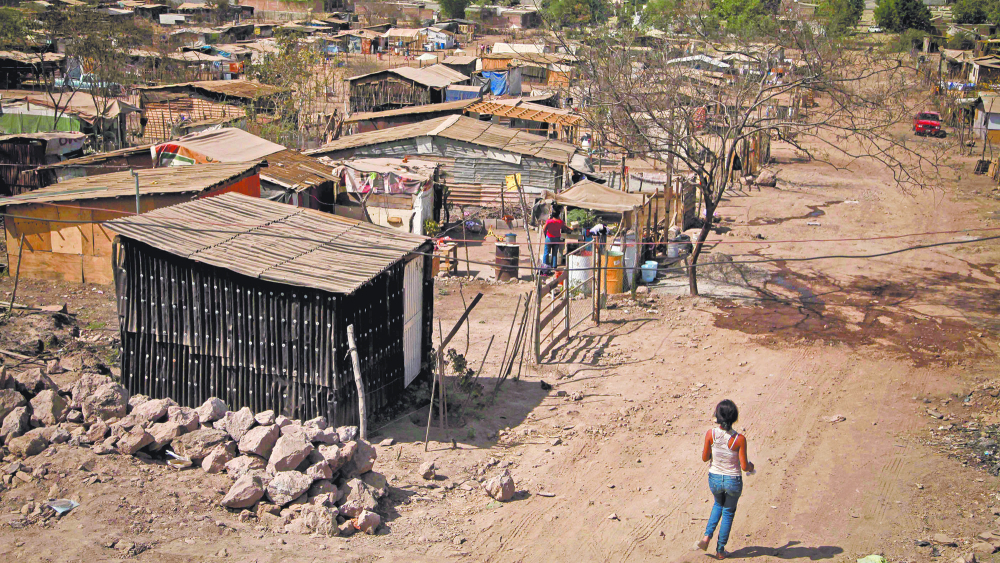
[2, 127, 1000, 563]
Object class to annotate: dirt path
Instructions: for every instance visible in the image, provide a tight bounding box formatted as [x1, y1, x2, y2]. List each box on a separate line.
[2, 135, 1000, 562]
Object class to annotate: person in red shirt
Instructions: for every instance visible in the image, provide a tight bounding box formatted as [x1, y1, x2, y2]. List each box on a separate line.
[542, 208, 569, 269]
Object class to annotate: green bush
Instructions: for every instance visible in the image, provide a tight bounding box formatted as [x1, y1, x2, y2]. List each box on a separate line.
[566, 208, 598, 231]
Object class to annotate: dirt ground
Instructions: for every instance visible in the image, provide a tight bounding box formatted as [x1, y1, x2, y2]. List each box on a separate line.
[3, 126, 1000, 563]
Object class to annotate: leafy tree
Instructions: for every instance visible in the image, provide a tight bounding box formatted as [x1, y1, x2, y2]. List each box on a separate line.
[711, 0, 777, 34]
[952, 0, 988, 24]
[440, 0, 471, 19]
[0, 8, 28, 48]
[544, 0, 610, 26]
[873, 0, 933, 32]
[817, 0, 864, 35]
[948, 31, 976, 49]
[642, 0, 684, 30]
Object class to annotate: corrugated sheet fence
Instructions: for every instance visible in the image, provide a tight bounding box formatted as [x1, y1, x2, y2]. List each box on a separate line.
[115, 239, 431, 425]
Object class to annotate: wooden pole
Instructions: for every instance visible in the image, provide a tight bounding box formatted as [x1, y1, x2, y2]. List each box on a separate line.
[461, 206, 471, 277]
[497, 295, 522, 379]
[437, 320, 446, 431]
[6, 234, 26, 319]
[346, 324, 367, 440]
[423, 358, 438, 451]
[533, 274, 542, 363]
[563, 265, 570, 341]
[512, 176, 537, 278]
[594, 234, 602, 324]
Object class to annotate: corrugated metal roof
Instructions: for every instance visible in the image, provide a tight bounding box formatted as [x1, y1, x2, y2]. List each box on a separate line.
[443, 55, 477, 65]
[0, 163, 260, 207]
[259, 149, 339, 192]
[37, 144, 154, 170]
[344, 97, 480, 123]
[306, 115, 578, 163]
[348, 65, 469, 88]
[137, 80, 286, 100]
[107, 192, 428, 295]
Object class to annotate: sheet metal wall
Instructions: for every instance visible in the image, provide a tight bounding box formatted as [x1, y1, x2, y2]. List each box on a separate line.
[320, 137, 563, 192]
[115, 239, 433, 425]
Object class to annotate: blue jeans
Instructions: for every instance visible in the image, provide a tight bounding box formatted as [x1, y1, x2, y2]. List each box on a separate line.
[705, 473, 742, 552]
[543, 236, 562, 268]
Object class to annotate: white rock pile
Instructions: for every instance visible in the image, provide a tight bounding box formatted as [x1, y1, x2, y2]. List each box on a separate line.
[0, 366, 385, 536]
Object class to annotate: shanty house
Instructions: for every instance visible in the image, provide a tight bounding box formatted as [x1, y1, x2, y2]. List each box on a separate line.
[34, 144, 154, 187]
[0, 163, 261, 284]
[150, 127, 339, 209]
[322, 157, 441, 234]
[348, 65, 470, 113]
[306, 115, 591, 206]
[442, 55, 478, 77]
[107, 192, 433, 426]
[0, 132, 86, 196]
[974, 95, 1000, 141]
[343, 98, 481, 134]
[466, 98, 583, 143]
[971, 56, 1000, 85]
[135, 80, 287, 142]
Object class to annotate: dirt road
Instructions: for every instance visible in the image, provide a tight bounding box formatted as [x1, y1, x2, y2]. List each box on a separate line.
[2, 134, 1000, 562]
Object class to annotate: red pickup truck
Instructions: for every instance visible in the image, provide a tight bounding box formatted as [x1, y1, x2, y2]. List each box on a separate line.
[914, 111, 945, 137]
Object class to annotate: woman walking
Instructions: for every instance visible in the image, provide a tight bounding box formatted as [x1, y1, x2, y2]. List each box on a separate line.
[697, 400, 754, 559]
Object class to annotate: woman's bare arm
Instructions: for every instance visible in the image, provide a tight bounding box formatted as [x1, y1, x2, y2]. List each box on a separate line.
[702, 430, 713, 462]
[736, 435, 754, 472]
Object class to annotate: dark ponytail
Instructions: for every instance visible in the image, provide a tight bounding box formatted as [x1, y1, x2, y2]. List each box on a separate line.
[715, 400, 739, 431]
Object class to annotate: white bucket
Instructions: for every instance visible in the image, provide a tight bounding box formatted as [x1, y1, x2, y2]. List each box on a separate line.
[667, 241, 680, 258]
[567, 245, 593, 296]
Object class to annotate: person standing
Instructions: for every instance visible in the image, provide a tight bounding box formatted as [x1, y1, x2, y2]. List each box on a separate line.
[542, 207, 569, 270]
[697, 400, 754, 559]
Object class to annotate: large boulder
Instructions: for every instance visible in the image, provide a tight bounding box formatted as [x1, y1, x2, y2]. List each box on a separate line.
[8, 428, 49, 457]
[13, 368, 56, 396]
[336, 426, 359, 443]
[317, 442, 353, 473]
[196, 398, 227, 424]
[171, 428, 228, 461]
[225, 407, 255, 442]
[167, 406, 199, 432]
[284, 504, 338, 536]
[265, 471, 313, 506]
[312, 428, 340, 445]
[0, 407, 31, 443]
[221, 475, 265, 509]
[84, 419, 109, 444]
[254, 410, 275, 426]
[0, 389, 27, 423]
[306, 461, 333, 481]
[268, 433, 314, 472]
[82, 382, 129, 422]
[130, 398, 174, 425]
[225, 455, 267, 480]
[353, 510, 380, 535]
[238, 425, 279, 458]
[202, 442, 238, 473]
[148, 421, 185, 450]
[338, 478, 379, 518]
[29, 390, 67, 427]
[339, 439, 377, 478]
[483, 469, 515, 502]
[117, 427, 154, 455]
[70, 373, 112, 405]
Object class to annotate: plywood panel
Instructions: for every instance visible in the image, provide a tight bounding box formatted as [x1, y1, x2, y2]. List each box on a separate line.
[82, 255, 114, 285]
[51, 204, 87, 255]
[16, 251, 83, 283]
[90, 198, 135, 257]
[5, 204, 53, 253]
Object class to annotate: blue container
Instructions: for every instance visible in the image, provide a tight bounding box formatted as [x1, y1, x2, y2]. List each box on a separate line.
[640, 261, 657, 284]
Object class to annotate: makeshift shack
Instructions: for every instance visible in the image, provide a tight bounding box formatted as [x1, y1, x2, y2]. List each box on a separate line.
[546, 180, 650, 290]
[136, 80, 287, 142]
[343, 98, 481, 134]
[0, 163, 261, 284]
[322, 157, 441, 235]
[150, 127, 338, 209]
[0, 132, 86, 196]
[33, 144, 155, 187]
[108, 192, 434, 425]
[306, 115, 592, 206]
[466, 98, 583, 143]
[347, 65, 471, 113]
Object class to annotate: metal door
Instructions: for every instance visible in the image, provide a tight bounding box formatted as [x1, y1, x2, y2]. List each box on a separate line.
[402, 257, 423, 387]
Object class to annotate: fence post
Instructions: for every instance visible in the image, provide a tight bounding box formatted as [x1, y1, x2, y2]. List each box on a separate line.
[534, 274, 542, 363]
[563, 266, 570, 342]
[346, 324, 367, 440]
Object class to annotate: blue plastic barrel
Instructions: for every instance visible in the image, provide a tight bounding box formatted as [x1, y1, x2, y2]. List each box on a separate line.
[640, 261, 657, 283]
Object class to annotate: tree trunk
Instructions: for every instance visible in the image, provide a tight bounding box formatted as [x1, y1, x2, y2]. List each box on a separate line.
[687, 201, 715, 296]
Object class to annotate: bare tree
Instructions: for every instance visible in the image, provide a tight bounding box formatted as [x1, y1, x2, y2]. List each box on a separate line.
[571, 28, 943, 294]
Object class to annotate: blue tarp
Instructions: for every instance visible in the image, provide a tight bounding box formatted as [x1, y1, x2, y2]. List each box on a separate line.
[482, 71, 509, 96]
[445, 85, 485, 102]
